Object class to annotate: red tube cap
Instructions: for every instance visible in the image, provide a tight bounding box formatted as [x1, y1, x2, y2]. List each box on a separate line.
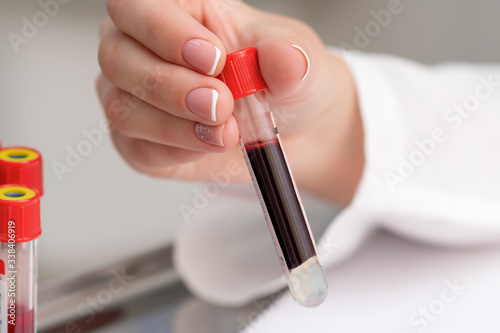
[0, 147, 43, 196]
[0, 185, 41, 243]
[217, 47, 268, 100]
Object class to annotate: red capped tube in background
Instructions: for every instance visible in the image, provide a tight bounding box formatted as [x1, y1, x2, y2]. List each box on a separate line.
[0, 185, 41, 333]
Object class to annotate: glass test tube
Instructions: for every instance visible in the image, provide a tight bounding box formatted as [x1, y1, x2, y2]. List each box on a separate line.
[0, 185, 41, 333]
[218, 48, 328, 307]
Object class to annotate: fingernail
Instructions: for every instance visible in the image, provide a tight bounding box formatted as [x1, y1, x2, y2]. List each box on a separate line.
[291, 45, 310, 82]
[195, 123, 225, 147]
[186, 88, 219, 122]
[183, 39, 222, 75]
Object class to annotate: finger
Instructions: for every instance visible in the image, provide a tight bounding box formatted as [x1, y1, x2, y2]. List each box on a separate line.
[107, 0, 225, 75]
[96, 75, 240, 152]
[111, 130, 208, 174]
[98, 28, 234, 125]
[257, 36, 310, 99]
[99, 16, 114, 37]
[112, 130, 250, 182]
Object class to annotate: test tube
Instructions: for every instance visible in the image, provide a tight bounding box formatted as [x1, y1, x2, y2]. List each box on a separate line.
[218, 48, 328, 307]
[0, 185, 41, 333]
[0, 147, 43, 196]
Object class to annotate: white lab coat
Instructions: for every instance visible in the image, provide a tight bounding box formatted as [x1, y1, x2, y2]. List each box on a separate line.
[173, 50, 500, 331]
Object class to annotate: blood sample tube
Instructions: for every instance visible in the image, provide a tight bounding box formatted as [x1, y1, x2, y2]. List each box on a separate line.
[0, 147, 43, 196]
[218, 48, 328, 307]
[0, 185, 41, 333]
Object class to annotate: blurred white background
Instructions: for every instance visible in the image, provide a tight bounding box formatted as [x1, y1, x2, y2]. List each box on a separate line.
[0, 0, 498, 283]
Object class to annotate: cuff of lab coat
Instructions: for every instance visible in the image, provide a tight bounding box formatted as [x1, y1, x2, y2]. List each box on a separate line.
[327, 48, 500, 249]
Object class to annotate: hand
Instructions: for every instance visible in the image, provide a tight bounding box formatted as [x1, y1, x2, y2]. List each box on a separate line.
[97, 0, 364, 205]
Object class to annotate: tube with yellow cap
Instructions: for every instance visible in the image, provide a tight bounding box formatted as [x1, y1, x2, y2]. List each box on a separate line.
[0, 147, 43, 196]
[0, 185, 41, 333]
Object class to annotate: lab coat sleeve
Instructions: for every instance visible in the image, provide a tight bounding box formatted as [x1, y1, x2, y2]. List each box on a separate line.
[319, 50, 500, 268]
[173, 50, 500, 307]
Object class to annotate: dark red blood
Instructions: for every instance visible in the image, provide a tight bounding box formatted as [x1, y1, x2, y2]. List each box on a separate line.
[245, 139, 316, 270]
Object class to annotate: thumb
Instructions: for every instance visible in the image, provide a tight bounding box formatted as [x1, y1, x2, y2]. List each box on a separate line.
[257, 37, 310, 99]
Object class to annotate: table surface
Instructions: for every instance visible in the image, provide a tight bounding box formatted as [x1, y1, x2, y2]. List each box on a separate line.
[39, 229, 500, 333]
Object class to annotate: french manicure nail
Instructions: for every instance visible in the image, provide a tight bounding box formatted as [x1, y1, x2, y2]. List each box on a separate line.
[195, 123, 225, 147]
[186, 88, 219, 121]
[183, 39, 222, 75]
[291, 44, 310, 82]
